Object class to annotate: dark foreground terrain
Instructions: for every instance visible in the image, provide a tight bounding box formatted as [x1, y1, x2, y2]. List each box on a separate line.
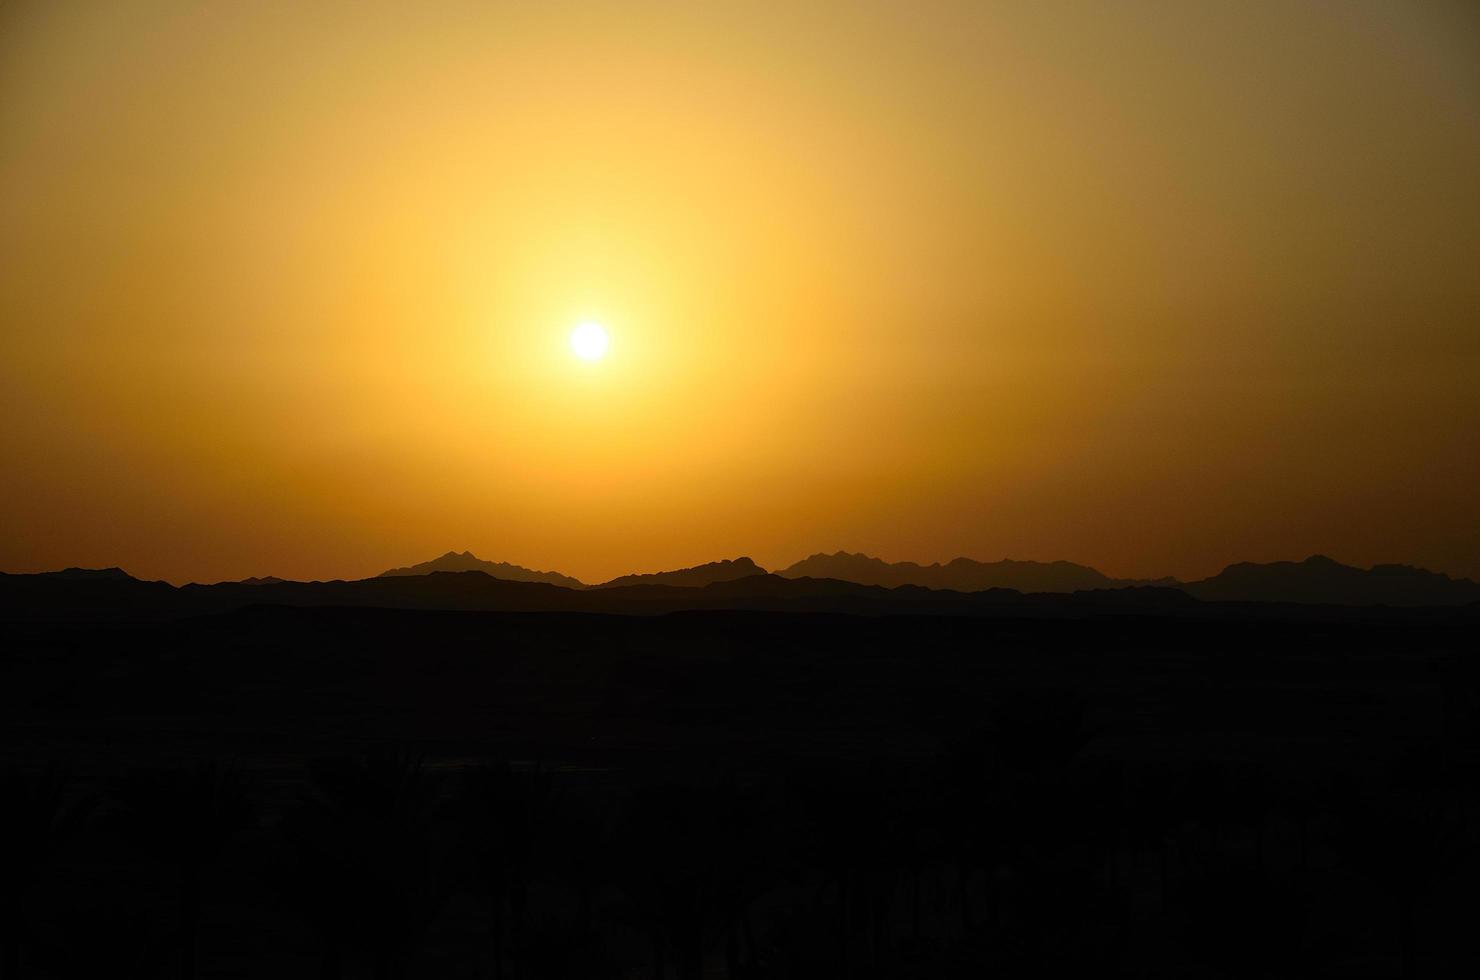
[4, 603, 1479, 978]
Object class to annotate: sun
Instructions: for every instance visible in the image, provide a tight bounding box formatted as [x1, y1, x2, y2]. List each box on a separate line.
[570, 321, 610, 361]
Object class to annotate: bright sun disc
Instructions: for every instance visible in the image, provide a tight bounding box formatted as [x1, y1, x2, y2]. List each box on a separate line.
[570, 321, 610, 361]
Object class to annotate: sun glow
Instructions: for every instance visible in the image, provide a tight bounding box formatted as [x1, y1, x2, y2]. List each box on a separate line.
[570, 322, 610, 361]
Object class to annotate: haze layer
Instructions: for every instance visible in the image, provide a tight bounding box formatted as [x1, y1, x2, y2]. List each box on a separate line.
[2, 1, 1477, 584]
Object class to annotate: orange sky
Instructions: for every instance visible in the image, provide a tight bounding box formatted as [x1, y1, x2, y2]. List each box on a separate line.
[3, 0, 1478, 585]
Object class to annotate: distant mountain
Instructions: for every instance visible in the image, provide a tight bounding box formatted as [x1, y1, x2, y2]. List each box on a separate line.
[593, 556, 767, 589]
[1184, 555, 1480, 606]
[0, 566, 1209, 623]
[379, 551, 585, 589]
[0, 567, 176, 621]
[4, 563, 1476, 625]
[776, 551, 1138, 593]
[35, 566, 138, 582]
[238, 576, 288, 586]
[6, 553, 1478, 624]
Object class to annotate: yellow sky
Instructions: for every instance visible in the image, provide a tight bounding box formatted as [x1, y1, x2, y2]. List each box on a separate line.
[3, 0, 1478, 584]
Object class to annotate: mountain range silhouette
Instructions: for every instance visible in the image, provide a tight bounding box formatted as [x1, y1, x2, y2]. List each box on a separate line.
[3, 552, 1477, 624]
[774, 551, 1172, 592]
[777, 551, 1480, 605]
[378, 550, 585, 589]
[1182, 554, 1480, 605]
[371, 550, 1480, 606]
[5, 553, 1480, 975]
[373, 551, 772, 590]
[592, 556, 767, 589]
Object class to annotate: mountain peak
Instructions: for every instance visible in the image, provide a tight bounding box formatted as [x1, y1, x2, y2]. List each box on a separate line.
[1188, 556, 1479, 606]
[594, 556, 769, 590]
[776, 552, 1116, 593]
[47, 566, 137, 582]
[379, 552, 584, 589]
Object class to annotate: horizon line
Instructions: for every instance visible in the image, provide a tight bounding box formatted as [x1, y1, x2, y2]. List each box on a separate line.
[6, 548, 1473, 590]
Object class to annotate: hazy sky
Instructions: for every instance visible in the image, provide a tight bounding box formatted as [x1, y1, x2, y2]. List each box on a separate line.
[3, 0, 1478, 584]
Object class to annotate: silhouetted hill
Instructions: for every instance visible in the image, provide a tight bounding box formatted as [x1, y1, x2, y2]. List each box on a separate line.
[5, 565, 1475, 626]
[0, 567, 176, 621]
[1184, 554, 1480, 606]
[37, 566, 138, 581]
[593, 556, 767, 589]
[237, 576, 287, 586]
[378, 550, 585, 589]
[776, 551, 1149, 592]
[0, 566, 1181, 622]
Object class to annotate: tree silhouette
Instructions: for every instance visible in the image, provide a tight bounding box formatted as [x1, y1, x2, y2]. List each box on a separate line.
[1332, 746, 1469, 979]
[27, 897, 160, 980]
[615, 780, 764, 980]
[0, 766, 95, 980]
[453, 763, 558, 980]
[112, 760, 252, 980]
[792, 761, 920, 976]
[1177, 867, 1306, 978]
[276, 752, 446, 980]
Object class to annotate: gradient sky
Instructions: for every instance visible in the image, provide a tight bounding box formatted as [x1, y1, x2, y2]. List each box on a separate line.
[3, 0, 1478, 585]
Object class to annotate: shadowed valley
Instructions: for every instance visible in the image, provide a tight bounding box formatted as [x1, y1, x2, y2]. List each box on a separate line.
[3, 551, 1479, 978]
